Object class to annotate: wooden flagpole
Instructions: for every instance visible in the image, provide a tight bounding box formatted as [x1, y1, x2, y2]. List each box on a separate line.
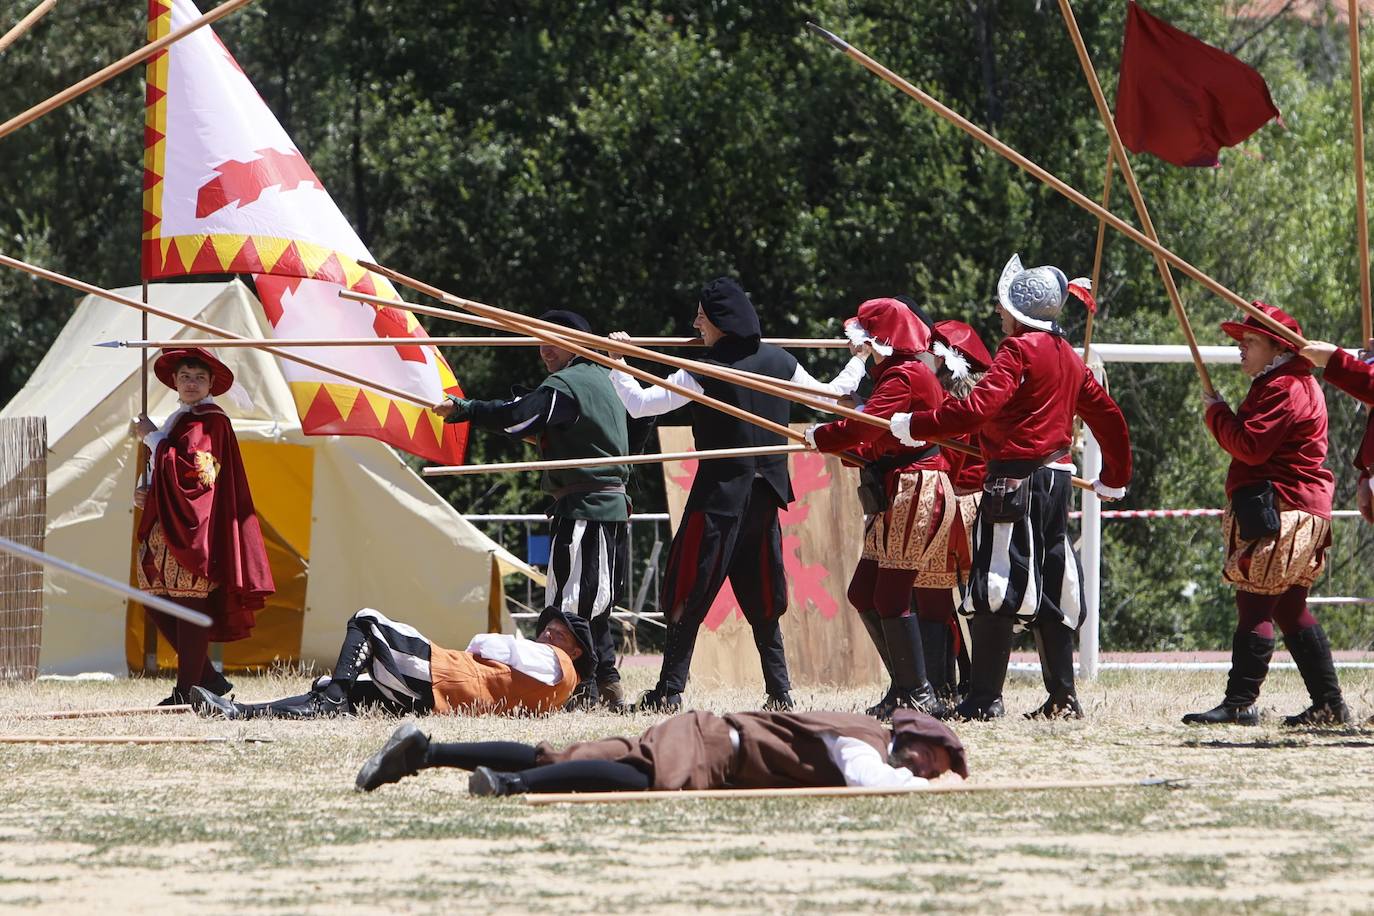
[424, 445, 811, 477]
[0, 0, 57, 55]
[805, 24, 1307, 352]
[522, 776, 1185, 805]
[0, 735, 269, 745]
[0, 0, 257, 140]
[1056, 0, 1213, 394]
[1084, 148, 1115, 363]
[0, 254, 435, 406]
[1350, 0, 1373, 342]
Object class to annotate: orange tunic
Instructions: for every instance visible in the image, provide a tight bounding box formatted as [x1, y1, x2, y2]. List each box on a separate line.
[427, 644, 576, 715]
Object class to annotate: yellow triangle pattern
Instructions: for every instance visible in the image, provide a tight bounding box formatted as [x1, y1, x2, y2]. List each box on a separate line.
[211, 234, 248, 271]
[296, 241, 331, 276]
[289, 381, 320, 417]
[322, 383, 361, 422]
[173, 235, 204, 272]
[253, 236, 292, 274]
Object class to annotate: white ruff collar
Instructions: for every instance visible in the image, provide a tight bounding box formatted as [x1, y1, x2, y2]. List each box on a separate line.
[1251, 351, 1295, 379]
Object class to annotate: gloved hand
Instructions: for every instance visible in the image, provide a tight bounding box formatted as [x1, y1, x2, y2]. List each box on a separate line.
[1091, 479, 1125, 502]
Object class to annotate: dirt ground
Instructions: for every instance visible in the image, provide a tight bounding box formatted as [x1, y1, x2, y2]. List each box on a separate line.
[2, 664, 1373, 914]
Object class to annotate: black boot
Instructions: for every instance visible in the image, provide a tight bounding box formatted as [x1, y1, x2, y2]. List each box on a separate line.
[762, 692, 795, 712]
[156, 687, 192, 707]
[954, 615, 972, 700]
[201, 667, 234, 697]
[190, 685, 240, 719]
[858, 609, 897, 716]
[597, 679, 626, 713]
[323, 619, 374, 710]
[751, 616, 793, 707]
[1281, 626, 1352, 726]
[1182, 631, 1273, 726]
[469, 766, 530, 797]
[230, 678, 344, 720]
[952, 614, 1012, 721]
[1026, 621, 1083, 719]
[871, 615, 945, 720]
[634, 686, 682, 713]
[918, 618, 956, 704]
[355, 722, 432, 792]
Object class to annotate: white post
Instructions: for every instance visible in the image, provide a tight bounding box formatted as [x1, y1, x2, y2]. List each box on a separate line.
[1079, 363, 1106, 680]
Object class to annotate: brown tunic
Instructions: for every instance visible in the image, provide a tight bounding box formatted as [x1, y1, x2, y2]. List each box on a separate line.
[535, 710, 892, 791]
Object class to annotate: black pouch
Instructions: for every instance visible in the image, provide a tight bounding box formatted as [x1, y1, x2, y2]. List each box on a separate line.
[982, 476, 1031, 523]
[1231, 481, 1281, 540]
[857, 465, 888, 515]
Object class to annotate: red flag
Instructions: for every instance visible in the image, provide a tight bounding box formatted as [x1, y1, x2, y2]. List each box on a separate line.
[1115, 1, 1280, 167]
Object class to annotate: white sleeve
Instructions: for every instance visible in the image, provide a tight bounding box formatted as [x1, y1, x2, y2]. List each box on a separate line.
[791, 356, 867, 397]
[824, 734, 927, 788]
[142, 430, 167, 452]
[608, 367, 701, 418]
[463, 634, 563, 686]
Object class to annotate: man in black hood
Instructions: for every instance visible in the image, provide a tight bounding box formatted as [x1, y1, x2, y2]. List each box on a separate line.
[607, 278, 866, 712]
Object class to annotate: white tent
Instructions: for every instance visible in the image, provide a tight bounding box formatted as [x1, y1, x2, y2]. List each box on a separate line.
[1, 280, 528, 675]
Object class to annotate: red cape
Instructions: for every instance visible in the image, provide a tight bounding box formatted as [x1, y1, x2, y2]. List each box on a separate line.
[138, 404, 274, 641]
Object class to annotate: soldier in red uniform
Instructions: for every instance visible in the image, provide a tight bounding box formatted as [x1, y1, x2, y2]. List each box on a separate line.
[1184, 305, 1350, 726]
[355, 707, 968, 795]
[806, 299, 954, 718]
[890, 256, 1131, 721]
[1301, 335, 1374, 523]
[131, 347, 273, 706]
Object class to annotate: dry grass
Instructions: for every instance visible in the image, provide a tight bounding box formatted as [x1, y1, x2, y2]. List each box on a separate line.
[3, 664, 1374, 914]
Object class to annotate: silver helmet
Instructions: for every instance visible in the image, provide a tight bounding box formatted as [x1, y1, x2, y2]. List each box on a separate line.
[997, 254, 1068, 332]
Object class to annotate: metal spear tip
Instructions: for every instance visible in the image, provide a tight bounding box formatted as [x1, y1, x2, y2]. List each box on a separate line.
[93, 340, 125, 348]
[805, 22, 850, 52]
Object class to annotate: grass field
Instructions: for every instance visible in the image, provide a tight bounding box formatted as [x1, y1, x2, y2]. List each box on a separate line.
[3, 664, 1373, 914]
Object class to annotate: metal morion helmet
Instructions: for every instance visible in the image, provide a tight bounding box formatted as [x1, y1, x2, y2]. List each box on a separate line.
[997, 254, 1070, 332]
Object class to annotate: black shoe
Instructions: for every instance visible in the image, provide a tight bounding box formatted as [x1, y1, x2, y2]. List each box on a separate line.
[156, 688, 192, 707]
[1182, 703, 1260, 726]
[634, 688, 682, 713]
[355, 722, 431, 792]
[1282, 702, 1353, 727]
[762, 692, 795, 712]
[1025, 695, 1084, 720]
[564, 679, 600, 712]
[952, 696, 1005, 721]
[189, 686, 241, 720]
[201, 668, 234, 698]
[597, 680, 626, 713]
[469, 766, 528, 797]
[864, 685, 898, 718]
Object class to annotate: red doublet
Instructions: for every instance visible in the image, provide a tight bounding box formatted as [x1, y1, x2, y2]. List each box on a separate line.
[944, 432, 987, 494]
[812, 356, 950, 482]
[1205, 359, 1334, 518]
[138, 404, 274, 642]
[1319, 347, 1374, 482]
[902, 331, 1132, 488]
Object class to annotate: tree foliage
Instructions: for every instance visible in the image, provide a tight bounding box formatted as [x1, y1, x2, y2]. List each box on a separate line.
[3, 0, 1373, 648]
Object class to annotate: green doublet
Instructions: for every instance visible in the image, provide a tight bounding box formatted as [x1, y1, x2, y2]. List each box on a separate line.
[540, 360, 630, 520]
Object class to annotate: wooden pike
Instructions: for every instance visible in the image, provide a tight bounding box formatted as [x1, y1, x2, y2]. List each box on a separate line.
[1056, 0, 1214, 394]
[104, 335, 850, 353]
[805, 23, 1308, 352]
[0, 254, 433, 407]
[0, 735, 272, 744]
[0, 0, 257, 140]
[355, 269, 1096, 489]
[522, 776, 1186, 805]
[352, 268, 989, 460]
[425, 444, 810, 477]
[1084, 148, 1114, 364]
[0, 535, 211, 628]
[20, 705, 192, 721]
[0, 0, 57, 55]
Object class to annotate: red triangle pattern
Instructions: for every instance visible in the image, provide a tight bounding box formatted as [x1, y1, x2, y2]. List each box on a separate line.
[313, 252, 346, 286]
[188, 237, 223, 274]
[271, 242, 306, 277]
[228, 236, 264, 274]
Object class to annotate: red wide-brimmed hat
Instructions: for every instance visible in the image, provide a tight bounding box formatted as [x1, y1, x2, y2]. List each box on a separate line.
[1220, 301, 1303, 353]
[153, 347, 235, 396]
[932, 320, 993, 373]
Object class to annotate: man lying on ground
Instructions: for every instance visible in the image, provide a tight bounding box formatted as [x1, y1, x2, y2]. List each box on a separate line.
[355, 708, 968, 795]
[191, 607, 593, 719]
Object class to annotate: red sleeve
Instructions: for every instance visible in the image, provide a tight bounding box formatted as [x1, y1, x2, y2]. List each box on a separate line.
[904, 341, 1023, 438]
[1321, 347, 1374, 404]
[1077, 368, 1132, 488]
[143, 416, 223, 579]
[1205, 381, 1295, 465]
[812, 371, 913, 453]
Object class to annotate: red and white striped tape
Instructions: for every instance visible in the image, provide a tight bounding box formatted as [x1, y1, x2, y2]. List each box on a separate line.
[1069, 509, 1363, 520]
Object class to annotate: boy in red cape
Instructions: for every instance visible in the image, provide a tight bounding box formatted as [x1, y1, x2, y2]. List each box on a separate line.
[132, 347, 273, 705]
